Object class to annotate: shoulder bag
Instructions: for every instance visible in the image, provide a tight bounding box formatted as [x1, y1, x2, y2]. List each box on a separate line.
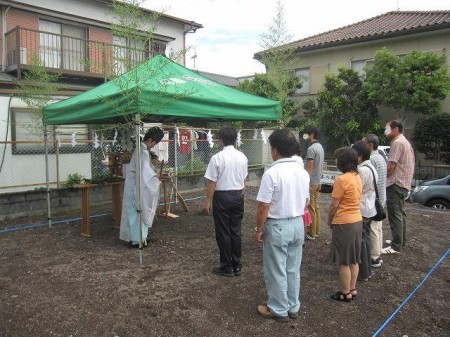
[366, 165, 386, 221]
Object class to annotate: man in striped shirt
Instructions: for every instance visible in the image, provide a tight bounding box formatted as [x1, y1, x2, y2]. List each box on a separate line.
[363, 134, 387, 267]
[382, 121, 415, 255]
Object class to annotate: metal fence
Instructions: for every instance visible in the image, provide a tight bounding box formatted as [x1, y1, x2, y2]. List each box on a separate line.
[413, 164, 450, 181]
[0, 126, 273, 194]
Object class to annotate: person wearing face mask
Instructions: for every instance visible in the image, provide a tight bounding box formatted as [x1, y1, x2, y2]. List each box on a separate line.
[303, 126, 324, 241]
[382, 120, 415, 255]
[120, 127, 164, 247]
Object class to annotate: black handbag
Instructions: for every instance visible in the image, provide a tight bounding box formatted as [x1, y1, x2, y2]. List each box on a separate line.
[366, 165, 386, 221]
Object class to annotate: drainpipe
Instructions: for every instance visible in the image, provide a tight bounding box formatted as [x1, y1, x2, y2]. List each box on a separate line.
[182, 22, 198, 66]
[2, 6, 10, 71]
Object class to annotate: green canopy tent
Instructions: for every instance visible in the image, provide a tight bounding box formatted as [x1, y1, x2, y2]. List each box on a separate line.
[43, 54, 281, 125]
[42, 55, 281, 262]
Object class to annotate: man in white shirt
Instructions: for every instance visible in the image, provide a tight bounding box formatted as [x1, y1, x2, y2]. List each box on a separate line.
[255, 129, 310, 322]
[204, 126, 248, 277]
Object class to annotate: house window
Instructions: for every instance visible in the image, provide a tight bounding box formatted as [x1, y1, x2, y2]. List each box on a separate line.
[11, 109, 89, 155]
[151, 42, 166, 56]
[113, 35, 166, 75]
[295, 68, 310, 94]
[113, 36, 146, 75]
[39, 19, 86, 71]
[351, 59, 373, 75]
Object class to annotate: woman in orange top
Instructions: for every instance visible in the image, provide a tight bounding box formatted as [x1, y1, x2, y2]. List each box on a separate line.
[327, 147, 363, 301]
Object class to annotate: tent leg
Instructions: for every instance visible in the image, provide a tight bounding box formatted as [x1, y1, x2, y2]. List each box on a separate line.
[135, 114, 143, 265]
[44, 126, 52, 228]
[174, 125, 178, 205]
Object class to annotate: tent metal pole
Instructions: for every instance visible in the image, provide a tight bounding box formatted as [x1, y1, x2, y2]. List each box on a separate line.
[44, 126, 52, 228]
[174, 125, 178, 204]
[135, 114, 143, 265]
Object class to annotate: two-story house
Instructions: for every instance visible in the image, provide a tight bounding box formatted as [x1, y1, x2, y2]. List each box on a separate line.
[0, 0, 202, 192]
[255, 10, 450, 136]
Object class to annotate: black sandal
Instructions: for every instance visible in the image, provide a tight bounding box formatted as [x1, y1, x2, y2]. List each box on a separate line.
[350, 289, 357, 300]
[330, 291, 352, 302]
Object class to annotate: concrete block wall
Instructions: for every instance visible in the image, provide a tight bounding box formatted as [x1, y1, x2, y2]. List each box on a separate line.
[0, 168, 264, 221]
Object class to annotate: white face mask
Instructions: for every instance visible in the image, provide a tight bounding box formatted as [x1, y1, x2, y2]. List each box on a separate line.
[302, 133, 309, 140]
[384, 126, 391, 136]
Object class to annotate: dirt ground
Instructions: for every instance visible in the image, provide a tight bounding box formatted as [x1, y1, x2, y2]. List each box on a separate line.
[0, 187, 449, 337]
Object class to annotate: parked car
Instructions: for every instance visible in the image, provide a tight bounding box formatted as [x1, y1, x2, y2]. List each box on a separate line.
[409, 175, 450, 210]
[320, 146, 390, 192]
[378, 145, 390, 161]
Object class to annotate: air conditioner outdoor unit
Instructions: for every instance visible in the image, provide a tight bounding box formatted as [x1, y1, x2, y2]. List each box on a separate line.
[20, 47, 27, 64]
[8, 47, 27, 65]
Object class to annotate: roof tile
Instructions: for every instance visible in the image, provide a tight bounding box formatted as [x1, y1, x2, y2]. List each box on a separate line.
[283, 11, 450, 51]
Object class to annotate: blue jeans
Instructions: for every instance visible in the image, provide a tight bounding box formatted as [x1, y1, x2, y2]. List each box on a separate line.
[263, 217, 304, 317]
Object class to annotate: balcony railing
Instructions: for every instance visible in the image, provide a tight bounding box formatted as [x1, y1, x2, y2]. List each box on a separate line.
[4, 26, 166, 79]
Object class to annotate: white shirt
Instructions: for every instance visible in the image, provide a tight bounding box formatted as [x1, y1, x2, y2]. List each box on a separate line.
[358, 160, 378, 218]
[292, 154, 304, 168]
[204, 145, 248, 190]
[257, 158, 310, 219]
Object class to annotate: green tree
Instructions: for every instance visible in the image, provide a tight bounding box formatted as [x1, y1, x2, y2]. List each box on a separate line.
[93, 0, 189, 137]
[240, 0, 302, 126]
[15, 53, 64, 135]
[316, 66, 381, 149]
[237, 73, 300, 128]
[365, 48, 450, 117]
[412, 113, 450, 164]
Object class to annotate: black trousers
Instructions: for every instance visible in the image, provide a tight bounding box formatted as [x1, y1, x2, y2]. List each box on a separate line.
[212, 190, 244, 272]
[358, 217, 372, 280]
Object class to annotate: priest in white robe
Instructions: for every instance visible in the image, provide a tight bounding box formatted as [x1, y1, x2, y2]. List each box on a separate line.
[120, 127, 164, 246]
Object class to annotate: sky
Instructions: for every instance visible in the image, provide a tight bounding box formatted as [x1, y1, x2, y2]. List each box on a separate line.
[143, 0, 450, 77]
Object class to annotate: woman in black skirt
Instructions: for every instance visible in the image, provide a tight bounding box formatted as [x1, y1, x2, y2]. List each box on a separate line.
[327, 147, 363, 301]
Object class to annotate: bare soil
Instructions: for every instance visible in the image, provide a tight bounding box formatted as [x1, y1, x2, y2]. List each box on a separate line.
[1, 187, 449, 337]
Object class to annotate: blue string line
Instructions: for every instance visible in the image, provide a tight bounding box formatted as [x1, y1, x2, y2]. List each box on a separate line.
[372, 248, 450, 337]
[0, 195, 205, 235]
[0, 213, 109, 235]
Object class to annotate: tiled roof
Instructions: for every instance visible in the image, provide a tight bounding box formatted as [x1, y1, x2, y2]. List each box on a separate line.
[195, 70, 239, 87]
[263, 11, 450, 54]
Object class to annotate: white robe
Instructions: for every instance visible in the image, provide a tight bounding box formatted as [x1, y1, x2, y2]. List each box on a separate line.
[120, 143, 160, 244]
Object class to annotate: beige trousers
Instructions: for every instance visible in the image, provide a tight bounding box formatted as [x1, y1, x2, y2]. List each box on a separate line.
[370, 202, 385, 260]
[307, 184, 321, 237]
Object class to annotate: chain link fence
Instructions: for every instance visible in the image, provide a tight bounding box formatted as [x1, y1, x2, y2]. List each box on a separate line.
[0, 126, 274, 195]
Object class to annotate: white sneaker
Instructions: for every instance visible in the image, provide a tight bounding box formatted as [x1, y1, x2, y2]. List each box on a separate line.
[381, 246, 399, 254]
[385, 239, 392, 245]
[305, 234, 315, 240]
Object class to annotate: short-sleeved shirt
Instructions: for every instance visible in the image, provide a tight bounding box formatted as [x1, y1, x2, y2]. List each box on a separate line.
[292, 154, 304, 168]
[370, 150, 387, 204]
[331, 172, 362, 224]
[387, 134, 415, 190]
[306, 142, 324, 185]
[358, 160, 377, 219]
[204, 145, 248, 191]
[257, 158, 310, 219]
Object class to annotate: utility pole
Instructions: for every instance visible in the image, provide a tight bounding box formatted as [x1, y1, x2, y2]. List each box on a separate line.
[191, 52, 197, 68]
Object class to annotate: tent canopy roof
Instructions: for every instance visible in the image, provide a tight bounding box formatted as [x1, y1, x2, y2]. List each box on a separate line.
[43, 55, 281, 125]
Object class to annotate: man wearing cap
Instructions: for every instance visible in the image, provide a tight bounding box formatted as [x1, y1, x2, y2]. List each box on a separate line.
[120, 126, 164, 247]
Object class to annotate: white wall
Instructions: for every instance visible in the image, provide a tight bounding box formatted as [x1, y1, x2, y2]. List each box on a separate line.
[0, 96, 91, 193]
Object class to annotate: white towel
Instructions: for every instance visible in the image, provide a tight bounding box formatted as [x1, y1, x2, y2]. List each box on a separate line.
[154, 131, 169, 162]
